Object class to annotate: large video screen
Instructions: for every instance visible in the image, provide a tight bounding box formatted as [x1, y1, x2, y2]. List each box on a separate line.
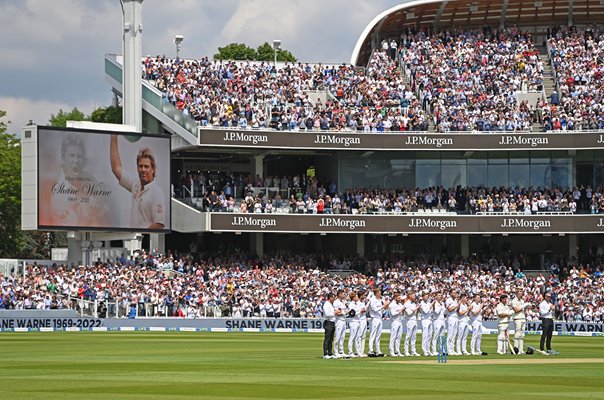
[38, 126, 171, 232]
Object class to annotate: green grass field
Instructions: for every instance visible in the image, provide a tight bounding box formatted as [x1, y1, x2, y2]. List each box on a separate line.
[1, 332, 603, 399]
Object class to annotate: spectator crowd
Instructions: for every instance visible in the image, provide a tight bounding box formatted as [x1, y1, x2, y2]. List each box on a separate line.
[1, 252, 602, 323]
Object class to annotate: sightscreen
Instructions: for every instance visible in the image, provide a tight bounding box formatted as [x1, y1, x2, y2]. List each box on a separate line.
[37, 126, 171, 232]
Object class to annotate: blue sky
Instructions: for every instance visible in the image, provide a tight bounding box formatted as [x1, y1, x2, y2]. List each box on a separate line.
[0, 0, 401, 134]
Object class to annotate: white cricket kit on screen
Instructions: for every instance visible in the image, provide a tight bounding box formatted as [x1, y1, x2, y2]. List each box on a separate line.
[368, 295, 384, 354]
[119, 170, 166, 229]
[389, 300, 404, 356]
[333, 298, 347, 357]
[445, 297, 459, 354]
[419, 300, 433, 356]
[470, 301, 483, 355]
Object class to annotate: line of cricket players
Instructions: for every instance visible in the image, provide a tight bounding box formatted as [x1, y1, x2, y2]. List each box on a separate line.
[324, 287, 531, 358]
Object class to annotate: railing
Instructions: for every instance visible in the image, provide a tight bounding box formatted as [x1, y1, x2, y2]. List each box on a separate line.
[475, 211, 574, 216]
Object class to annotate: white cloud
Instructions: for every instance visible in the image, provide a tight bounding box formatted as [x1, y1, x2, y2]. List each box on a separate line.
[0, 97, 96, 136]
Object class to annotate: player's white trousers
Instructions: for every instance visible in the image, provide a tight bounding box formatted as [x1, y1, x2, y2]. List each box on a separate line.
[404, 319, 418, 355]
[369, 318, 383, 354]
[514, 319, 526, 352]
[348, 320, 360, 355]
[358, 319, 368, 354]
[421, 319, 433, 355]
[334, 319, 346, 355]
[431, 319, 446, 354]
[447, 317, 459, 354]
[497, 322, 509, 354]
[389, 319, 403, 355]
[456, 320, 469, 354]
[470, 319, 483, 354]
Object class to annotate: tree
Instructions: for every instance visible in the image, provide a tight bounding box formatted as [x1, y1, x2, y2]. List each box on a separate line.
[89, 105, 122, 124]
[256, 42, 297, 62]
[0, 110, 24, 258]
[49, 107, 86, 127]
[214, 43, 258, 61]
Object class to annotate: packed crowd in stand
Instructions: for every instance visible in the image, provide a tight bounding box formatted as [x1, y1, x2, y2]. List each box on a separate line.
[545, 25, 604, 131]
[1, 252, 602, 323]
[400, 26, 543, 132]
[145, 24, 604, 133]
[144, 50, 429, 133]
[180, 171, 603, 214]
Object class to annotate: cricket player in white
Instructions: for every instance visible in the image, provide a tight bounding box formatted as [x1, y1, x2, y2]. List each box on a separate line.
[389, 293, 404, 357]
[403, 293, 420, 356]
[419, 292, 433, 356]
[496, 294, 513, 354]
[456, 294, 470, 355]
[469, 294, 483, 355]
[445, 291, 460, 355]
[333, 290, 348, 358]
[347, 292, 363, 357]
[357, 291, 368, 357]
[431, 292, 446, 356]
[368, 288, 388, 356]
[511, 289, 528, 354]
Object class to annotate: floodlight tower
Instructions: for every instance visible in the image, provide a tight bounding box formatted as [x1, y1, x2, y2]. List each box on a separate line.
[272, 39, 281, 69]
[121, 0, 144, 132]
[174, 34, 184, 59]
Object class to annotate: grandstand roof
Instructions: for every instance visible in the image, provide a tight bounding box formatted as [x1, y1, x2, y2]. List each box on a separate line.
[351, 0, 604, 65]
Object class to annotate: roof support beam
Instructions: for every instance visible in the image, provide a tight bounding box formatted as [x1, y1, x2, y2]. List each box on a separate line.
[433, 1, 448, 30]
[568, 0, 574, 25]
[500, 0, 509, 28]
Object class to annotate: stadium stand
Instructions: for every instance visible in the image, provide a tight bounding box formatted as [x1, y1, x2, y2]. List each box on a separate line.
[1, 255, 602, 322]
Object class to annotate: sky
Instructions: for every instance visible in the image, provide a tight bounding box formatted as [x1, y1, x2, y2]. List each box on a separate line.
[0, 0, 402, 135]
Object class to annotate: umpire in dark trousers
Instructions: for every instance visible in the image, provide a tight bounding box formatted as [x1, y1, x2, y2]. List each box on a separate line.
[323, 293, 336, 359]
[539, 292, 555, 353]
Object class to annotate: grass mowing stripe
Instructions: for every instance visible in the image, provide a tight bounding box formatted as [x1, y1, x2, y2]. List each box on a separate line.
[0, 333, 603, 400]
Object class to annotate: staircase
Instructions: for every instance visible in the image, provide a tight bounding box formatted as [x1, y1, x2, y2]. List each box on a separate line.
[538, 48, 557, 102]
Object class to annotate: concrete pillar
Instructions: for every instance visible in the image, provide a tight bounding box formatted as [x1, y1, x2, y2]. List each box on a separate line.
[357, 234, 365, 257]
[150, 233, 166, 255]
[122, 0, 144, 132]
[250, 155, 264, 179]
[461, 235, 470, 258]
[251, 233, 264, 257]
[67, 235, 82, 267]
[569, 235, 577, 259]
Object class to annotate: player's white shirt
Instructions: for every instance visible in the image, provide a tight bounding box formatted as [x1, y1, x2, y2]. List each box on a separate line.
[119, 170, 166, 228]
[458, 303, 470, 323]
[323, 301, 335, 322]
[333, 299, 347, 321]
[368, 296, 384, 318]
[419, 300, 433, 320]
[358, 300, 368, 320]
[445, 297, 459, 318]
[404, 299, 418, 321]
[432, 301, 446, 321]
[389, 300, 404, 321]
[511, 296, 527, 321]
[348, 300, 363, 321]
[496, 303, 511, 324]
[470, 301, 483, 323]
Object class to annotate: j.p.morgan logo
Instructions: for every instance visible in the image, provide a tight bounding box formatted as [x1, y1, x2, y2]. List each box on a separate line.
[231, 216, 276, 228]
[501, 218, 551, 230]
[404, 136, 453, 148]
[223, 131, 268, 144]
[319, 218, 366, 230]
[409, 218, 457, 230]
[314, 135, 360, 147]
[498, 135, 549, 147]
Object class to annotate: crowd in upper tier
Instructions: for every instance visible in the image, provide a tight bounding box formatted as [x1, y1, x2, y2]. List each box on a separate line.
[142, 25, 603, 133]
[1, 253, 602, 322]
[544, 25, 604, 131]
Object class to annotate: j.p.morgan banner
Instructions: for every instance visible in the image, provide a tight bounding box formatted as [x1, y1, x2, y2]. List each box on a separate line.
[199, 129, 604, 151]
[210, 214, 604, 234]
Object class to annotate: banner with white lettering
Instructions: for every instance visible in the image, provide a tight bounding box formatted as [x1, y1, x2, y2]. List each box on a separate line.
[199, 129, 604, 151]
[210, 213, 604, 234]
